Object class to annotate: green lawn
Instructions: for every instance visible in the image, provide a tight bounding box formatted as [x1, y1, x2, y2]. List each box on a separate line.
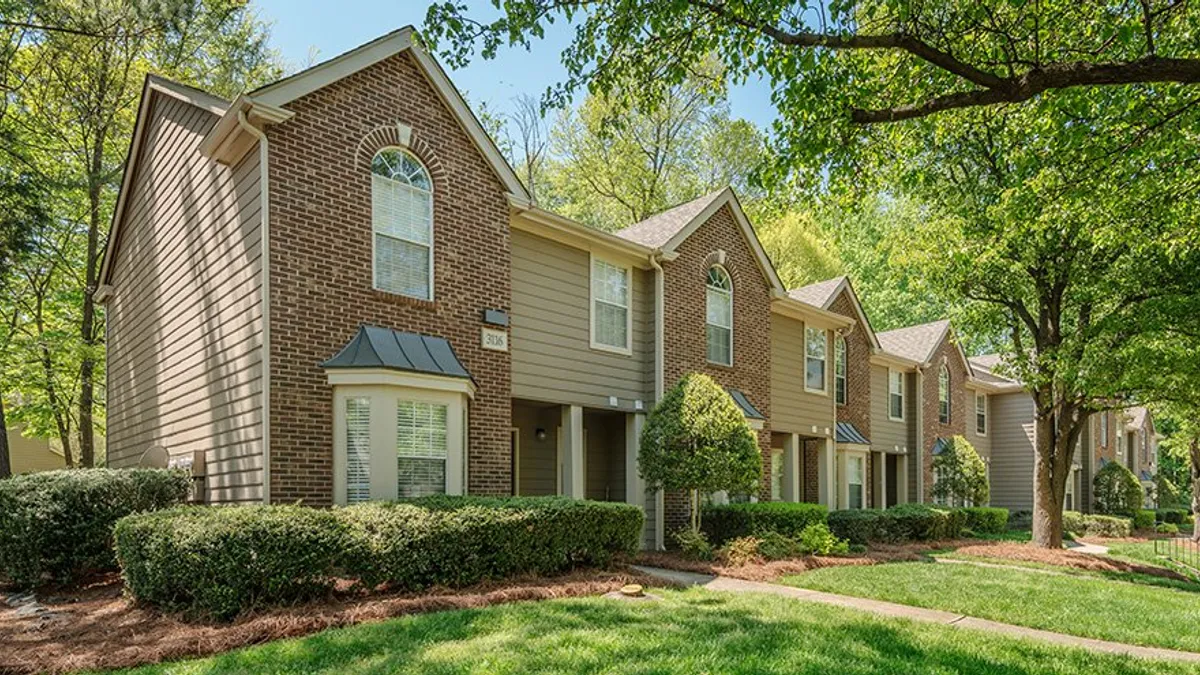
[932, 550, 1199, 592]
[111, 588, 1192, 675]
[786, 561, 1200, 652]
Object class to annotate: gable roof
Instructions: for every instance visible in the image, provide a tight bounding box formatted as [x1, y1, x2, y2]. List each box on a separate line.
[614, 187, 785, 294]
[877, 320, 952, 364]
[98, 75, 232, 288]
[788, 276, 881, 351]
[1126, 406, 1150, 430]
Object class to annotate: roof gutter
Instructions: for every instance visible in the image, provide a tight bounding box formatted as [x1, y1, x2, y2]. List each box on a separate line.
[770, 293, 853, 328]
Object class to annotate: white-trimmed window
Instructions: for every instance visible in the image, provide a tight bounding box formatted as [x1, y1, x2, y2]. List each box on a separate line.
[975, 393, 987, 436]
[706, 266, 733, 366]
[847, 455, 865, 509]
[345, 397, 371, 504]
[371, 148, 433, 300]
[771, 448, 784, 501]
[805, 327, 827, 392]
[834, 336, 847, 405]
[590, 256, 631, 353]
[396, 401, 449, 498]
[889, 369, 904, 420]
[938, 365, 951, 424]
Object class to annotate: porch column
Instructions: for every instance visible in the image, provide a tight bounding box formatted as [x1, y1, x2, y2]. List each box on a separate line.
[874, 451, 887, 509]
[562, 404, 584, 499]
[782, 433, 801, 502]
[818, 437, 836, 509]
[624, 413, 645, 510]
[897, 454, 910, 504]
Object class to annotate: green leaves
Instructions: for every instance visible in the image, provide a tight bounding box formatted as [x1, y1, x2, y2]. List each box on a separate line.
[930, 436, 990, 506]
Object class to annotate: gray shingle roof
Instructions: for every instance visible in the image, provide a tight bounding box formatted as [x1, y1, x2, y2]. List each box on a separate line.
[787, 276, 846, 309]
[836, 422, 870, 446]
[613, 190, 725, 248]
[727, 389, 765, 420]
[1127, 406, 1149, 429]
[877, 320, 951, 363]
[322, 325, 471, 379]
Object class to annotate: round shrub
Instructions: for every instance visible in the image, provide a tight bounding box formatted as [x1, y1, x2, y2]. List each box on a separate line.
[0, 468, 191, 588]
[1093, 462, 1143, 516]
[1133, 509, 1156, 532]
[1157, 522, 1180, 535]
[114, 506, 349, 620]
[930, 436, 989, 506]
[719, 536, 762, 566]
[797, 522, 849, 556]
[339, 496, 643, 588]
[701, 502, 828, 546]
[1061, 510, 1132, 538]
[959, 507, 1009, 535]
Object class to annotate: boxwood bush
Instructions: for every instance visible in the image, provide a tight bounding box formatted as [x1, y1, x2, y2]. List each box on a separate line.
[0, 468, 190, 588]
[114, 496, 643, 619]
[701, 502, 827, 545]
[828, 504, 968, 545]
[1156, 508, 1190, 525]
[959, 507, 1009, 534]
[114, 505, 349, 620]
[1133, 509, 1156, 531]
[339, 496, 643, 589]
[1062, 511, 1132, 538]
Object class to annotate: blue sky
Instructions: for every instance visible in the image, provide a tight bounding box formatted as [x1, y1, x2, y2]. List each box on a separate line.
[252, 0, 778, 129]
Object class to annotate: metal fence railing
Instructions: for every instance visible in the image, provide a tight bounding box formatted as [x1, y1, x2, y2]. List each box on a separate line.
[1154, 536, 1200, 579]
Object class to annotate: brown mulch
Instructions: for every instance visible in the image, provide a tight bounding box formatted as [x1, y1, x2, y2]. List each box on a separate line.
[949, 541, 1192, 582]
[634, 542, 943, 583]
[0, 568, 661, 675]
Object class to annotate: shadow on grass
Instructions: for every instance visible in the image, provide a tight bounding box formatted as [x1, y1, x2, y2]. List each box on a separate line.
[155, 591, 1177, 675]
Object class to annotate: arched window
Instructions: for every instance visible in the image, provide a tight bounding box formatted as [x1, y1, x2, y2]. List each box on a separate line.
[705, 266, 732, 365]
[938, 365, 951, 423]
[371, 148, 433, 300]
[834, 336, 847, 405]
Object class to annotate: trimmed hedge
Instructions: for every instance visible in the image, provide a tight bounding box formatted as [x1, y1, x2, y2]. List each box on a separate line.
[0, 468, 191, 587]
[340, 496, 643, 589]
[1157, 508, 1190, 525]
[115, 496, 643, 619]
[1062, 511, 1133, 538]
[827, 504, 968, 546]
[959, 507, 1009, 534]
[115, 506, 348, 620]
[701, 502, 828, 545]
[1133, 509, 1156, 532]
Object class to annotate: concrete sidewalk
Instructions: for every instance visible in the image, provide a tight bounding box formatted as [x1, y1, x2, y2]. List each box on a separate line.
[633, 565, 1200, 664]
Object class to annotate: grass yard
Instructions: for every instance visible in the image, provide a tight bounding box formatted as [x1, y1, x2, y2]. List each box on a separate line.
[786, 560, 1200, 652]
[111, 588, 1193, 675]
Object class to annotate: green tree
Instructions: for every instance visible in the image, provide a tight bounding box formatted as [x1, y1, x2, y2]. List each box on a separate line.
[930, 436, 989, 507]
[1093, 462, 1144, 516]
[639, 373, 761, 534]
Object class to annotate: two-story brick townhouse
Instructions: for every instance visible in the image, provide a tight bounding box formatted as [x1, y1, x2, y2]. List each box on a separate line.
[788, 276, 920, 510]
[98, 27, 848, 549]
[970, 356, 1159, 513]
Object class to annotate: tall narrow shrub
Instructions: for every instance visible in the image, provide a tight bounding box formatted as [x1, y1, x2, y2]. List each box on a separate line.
[930, 436, 989, 506]
[1093, 462, 1143, 515]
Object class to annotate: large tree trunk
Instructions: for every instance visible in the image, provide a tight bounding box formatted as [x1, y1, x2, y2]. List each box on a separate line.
[1031, 402, 1075, 548]
[0, 394, 11, 478]
[1190, 438, 1200, 543]
[77, 143, 103, 469]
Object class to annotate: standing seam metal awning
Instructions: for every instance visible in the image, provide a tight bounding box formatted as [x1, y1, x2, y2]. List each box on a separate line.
[321, 325, 473, 381]
[727, 389, 765, 420]
[835, 422, 871, 446]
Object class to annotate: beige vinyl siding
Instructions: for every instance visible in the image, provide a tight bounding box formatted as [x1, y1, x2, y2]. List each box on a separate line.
[105, 93, 263, 504]
[988, 392, 1036, 511]
[870, 364, 908, 452]
[771, 315, 834, 434]
[510, 230, 653, 408]
[6, 425, 64, 474]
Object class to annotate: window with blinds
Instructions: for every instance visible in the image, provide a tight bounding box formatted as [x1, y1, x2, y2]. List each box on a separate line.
[345, 397, 371, 504]
[591, 257, 630, 351]
[889, 369, 904, 420]
[938, 365, 951, 423]
[396, 400, 448, 498]
[834, 336, 847, 405]
[371, 148, 433, 300]
[706, 266, 732, 365]
[805, 327, 826, 391]
[975, 393, 987, 435]
[848, 455, 864, 509]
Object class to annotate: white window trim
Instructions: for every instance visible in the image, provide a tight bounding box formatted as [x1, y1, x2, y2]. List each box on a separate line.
[975, 392, 988, 437]
[804, 326, 828, 395]
[938, 365, 951, 424]
[837, 448, 869, 510]
[888, 368, 905, 421]
[370, 148, 435, 302]
[589, 253, 633, 355]
[834, 336, 847, 406]
[705, 265, 734, 367]
[331, 382, 467, 505]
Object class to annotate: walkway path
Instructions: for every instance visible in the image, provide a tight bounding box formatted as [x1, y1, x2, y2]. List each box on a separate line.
[1066, 539, 1111, 555]
[633, 565, 1200, 664]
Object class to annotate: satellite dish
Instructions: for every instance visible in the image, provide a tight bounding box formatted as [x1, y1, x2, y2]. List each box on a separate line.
[138, 445, 169, 469]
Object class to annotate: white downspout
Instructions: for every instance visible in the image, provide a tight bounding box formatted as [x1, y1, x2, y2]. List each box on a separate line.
[237, 109, 271, 504]
[649, 252, 665, 549]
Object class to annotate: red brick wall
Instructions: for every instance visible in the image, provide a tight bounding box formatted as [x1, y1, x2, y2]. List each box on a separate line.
[803, 441, 819, 503]
[661, 203, 773, 532]
[265, 51, 513, 504]
[921, 336, 969, 501]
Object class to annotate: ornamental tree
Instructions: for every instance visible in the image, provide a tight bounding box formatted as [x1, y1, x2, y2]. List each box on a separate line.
[930, 436, 988, 507]
[639, 373, 761, 534]
[1093, 462, 1143, 516]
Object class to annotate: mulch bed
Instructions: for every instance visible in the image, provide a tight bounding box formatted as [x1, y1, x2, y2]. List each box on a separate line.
[634, 542, 942, 582]
[946, 541, 1192, 582]
[0, 568, 661, 675]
